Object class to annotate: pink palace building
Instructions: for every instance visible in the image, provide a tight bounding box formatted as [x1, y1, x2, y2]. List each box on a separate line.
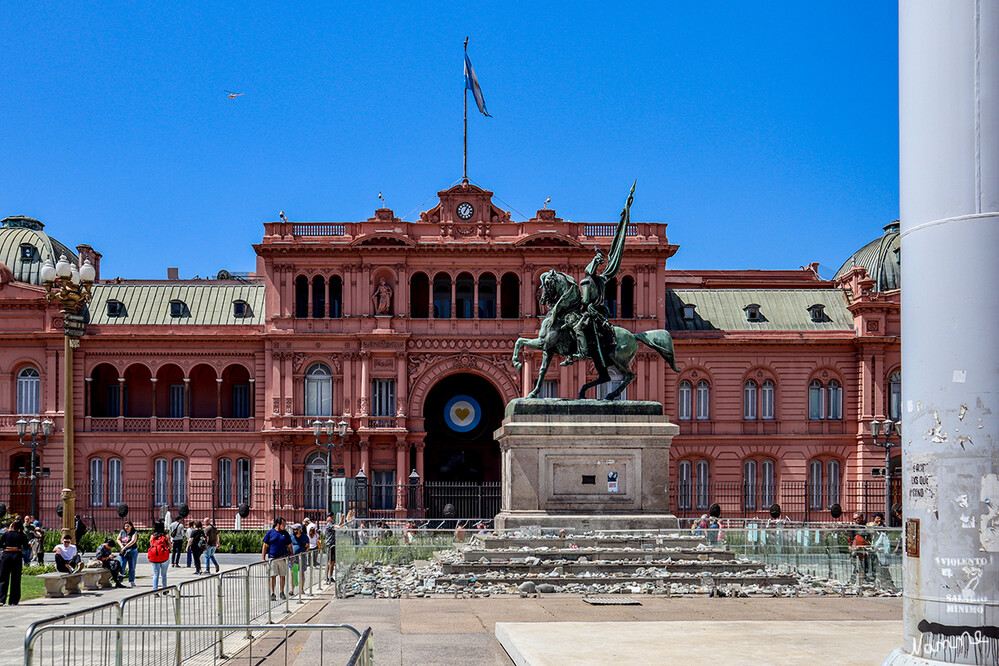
[0, 182, 901, 527]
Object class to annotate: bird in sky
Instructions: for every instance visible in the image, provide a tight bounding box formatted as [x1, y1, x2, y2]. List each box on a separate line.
[225, 90, 244, 99]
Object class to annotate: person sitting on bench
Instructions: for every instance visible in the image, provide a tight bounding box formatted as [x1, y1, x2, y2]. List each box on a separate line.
[53, 535, 82, 573]
[94, 538, 126, 588]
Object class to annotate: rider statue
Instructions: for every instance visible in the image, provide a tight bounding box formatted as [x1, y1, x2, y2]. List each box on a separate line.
[562, 248, 610, 365]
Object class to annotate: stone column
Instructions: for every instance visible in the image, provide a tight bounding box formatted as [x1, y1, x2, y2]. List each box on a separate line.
[414, 441, 425, 481]
[216, 377, 223, 416]
[359, 441, 370, 475]
[473, 277, 479, 319]
[359, 352, 370, 416]
[117, 377, 125, 417]
[149, 378, 157, 419]
[84, 377, 92, 417]
[395, 441, 408, 512]
[182, 378, 190, 417]
[885, 3, 999, 664]
[395, 352, 407, 416]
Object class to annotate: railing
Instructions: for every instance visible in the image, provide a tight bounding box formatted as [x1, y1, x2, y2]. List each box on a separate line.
[23, 551, 346, 665]
[83, 417, 253, 433]
[583, 223, 638, 237]
[669, 478, 903, 525]
[292, 222, 347, 236]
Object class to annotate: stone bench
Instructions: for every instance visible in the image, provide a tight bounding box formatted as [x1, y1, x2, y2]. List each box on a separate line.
[37, 572, 83, 598]
[81, 568, 112, 590]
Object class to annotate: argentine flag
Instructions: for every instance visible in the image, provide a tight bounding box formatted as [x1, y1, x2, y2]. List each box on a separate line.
[464, 53, 491, 117]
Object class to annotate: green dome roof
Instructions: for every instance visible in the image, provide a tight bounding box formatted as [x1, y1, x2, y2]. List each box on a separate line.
[0, 216, 79, 285]
[835, 221, 900, 292]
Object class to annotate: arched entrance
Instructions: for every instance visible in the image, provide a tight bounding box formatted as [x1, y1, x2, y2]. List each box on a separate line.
[422, 373, 503, 482]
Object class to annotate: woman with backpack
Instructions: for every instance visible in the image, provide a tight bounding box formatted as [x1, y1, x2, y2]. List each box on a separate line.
[147, 521, 171, 590]
[189, 521, 206, 574]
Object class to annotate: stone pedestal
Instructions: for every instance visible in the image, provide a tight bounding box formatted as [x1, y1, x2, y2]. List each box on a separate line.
[493, 399, 679, 531]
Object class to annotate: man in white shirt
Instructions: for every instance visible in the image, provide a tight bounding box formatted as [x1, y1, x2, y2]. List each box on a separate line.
[53, 535, 82, 573]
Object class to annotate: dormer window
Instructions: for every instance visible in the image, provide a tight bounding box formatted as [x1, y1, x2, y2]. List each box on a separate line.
[744, 303, 762, 322]
[169, 300, 189, 318]
[807, 304, 826, 323]
[19, 244, 36, 261]
[233, 300, 252, 318]
[682, 304, 696, 321]
[106, 300, 125, 318]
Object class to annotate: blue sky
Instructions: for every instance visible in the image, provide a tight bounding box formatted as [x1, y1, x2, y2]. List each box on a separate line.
[0, 2, 899, 280]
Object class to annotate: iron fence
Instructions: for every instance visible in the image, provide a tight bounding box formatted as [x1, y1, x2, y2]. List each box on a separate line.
[669, 478, 903, 525]
[23, 550, 339, 665]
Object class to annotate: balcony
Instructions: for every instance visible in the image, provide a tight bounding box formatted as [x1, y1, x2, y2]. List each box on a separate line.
[0, 415, 63, 433]
[84, 417, 254, 433]
[268, 415, 405, 432]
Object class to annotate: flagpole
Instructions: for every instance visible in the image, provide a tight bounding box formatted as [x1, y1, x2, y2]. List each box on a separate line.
[463, 36, 469, 184]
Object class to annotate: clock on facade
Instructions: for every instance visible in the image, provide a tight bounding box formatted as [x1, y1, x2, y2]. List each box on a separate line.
[456, 202, 474, 220]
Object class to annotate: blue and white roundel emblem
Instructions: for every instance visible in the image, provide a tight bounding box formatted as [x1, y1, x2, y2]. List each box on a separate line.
[445, 395, 481, 433]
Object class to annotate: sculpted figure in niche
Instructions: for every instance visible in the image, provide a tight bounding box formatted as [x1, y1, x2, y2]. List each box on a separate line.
[371, 278, 393, 315]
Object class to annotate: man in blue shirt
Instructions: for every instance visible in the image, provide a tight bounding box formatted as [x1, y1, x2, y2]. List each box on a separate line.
[261, 517, 293, 600]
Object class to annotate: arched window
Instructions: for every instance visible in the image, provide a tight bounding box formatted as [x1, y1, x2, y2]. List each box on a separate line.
[312, 276, 326, 318]
[500, 272, 520, 318]
[808, 380, 824, 420]
[620, 276, 635, 318]
[743, 380, 757, 420]
[888, 371, 902, 421]
[604, 277, 618, 318]
[218, 458, 232, 507]
[17, 367, 40, 414]
[677, 380, 692, 421]
[328, 275, 343, 318]
[695, 380, 710, 420]
[108, 458, 123, 505]
[761, 380, 775, 420]
[595, 367, 627, 401]
[433, 273, 452, 318]
[304, 451, 328, 510]
[808, 460, 823, 509]
[827, 380, 842, 420]
[455, 272, 474, 319]
[304, 363, 332, 417]
[294, 276, 309, 318]
[761, 460, 775, 506]
[677, 460, 692, 510]
[478, 273, 497, 318]
[743, 460, 758, 510]
[172, 458, 187, 505]
[154, 458, 168, 506]
[410, 273, 430, 318]
[89, 458, 104, 507]
[695, 460, 710, 509]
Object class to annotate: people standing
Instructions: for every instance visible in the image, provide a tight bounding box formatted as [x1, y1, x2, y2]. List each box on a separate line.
[74, 515, 87, 554]
[29, 521, 45, 565]
[185, 522, 194, 568]
[20, 516, 33, 565]
[146, 521, 171, 591]
[169, 518, 185, 568]
[307, 522, 320, 568]
[189, 521, 206, 574]
[203, 518, 219, 574]
[262, 517, 293, 601]
[850, 512, 872, 585]
[116, 521, 139, 587]
[0, 521, 30, 605]
[289, 523, 309, 595]
[53, 535, 82, 573]
[322, 512, 343, 585]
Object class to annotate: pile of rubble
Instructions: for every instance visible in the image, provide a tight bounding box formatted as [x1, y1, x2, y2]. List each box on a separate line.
[338, 531, 902, 599]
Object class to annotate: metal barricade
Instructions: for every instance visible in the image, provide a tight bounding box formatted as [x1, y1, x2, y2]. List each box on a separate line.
[24, 623, 373, 666]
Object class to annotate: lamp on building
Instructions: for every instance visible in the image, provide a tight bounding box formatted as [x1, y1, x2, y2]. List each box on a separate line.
[41, 254, 96, 543]
[869, 418, 901, 525]
[16, 417, 54, 518]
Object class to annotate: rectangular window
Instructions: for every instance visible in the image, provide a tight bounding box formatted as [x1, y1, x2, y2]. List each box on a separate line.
[106, 384, 120, 418]
[154, 458, 168, 506]
[371, 470, 396, 511]
[236, 458, 251, 505]
[172, 458, 187, 505]
[371, 379, 396, 417]
[16, 370, 41, 415]
[678, 382, 691, 421]
[218, 458, 232, 507]
[827, 460, 841, 507]
[743, 460, 757, 510]
[232, 384, 251, 418]
[808, 460, 823, 510]
[108, 458, 123, 505]
[761, 381, 775, 420]
[169, 384, 185, 418]
[677, 461, 692, 510]
[744, 382, 757, 420]
[89, 458, 104, 507]
[808, 382, 824, 420]
[539, 379, 559, 399]
[827, 382, 843, 420]
[695, 461, 710, 510]
[761, 460, 775, 507]
[695, 382, 710, 420]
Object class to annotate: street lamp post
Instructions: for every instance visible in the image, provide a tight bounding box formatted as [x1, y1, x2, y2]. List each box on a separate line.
[869, 418, 901, 525]
[15, 417, 53, 518]
[40, 254, 96, 542]
[312, 418, 350, 517]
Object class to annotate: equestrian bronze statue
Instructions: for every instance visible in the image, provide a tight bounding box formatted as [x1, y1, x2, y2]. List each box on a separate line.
[512, 182, 679, 400]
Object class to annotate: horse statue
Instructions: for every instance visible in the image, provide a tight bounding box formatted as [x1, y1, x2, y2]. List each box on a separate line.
[512, 270, 679, 400]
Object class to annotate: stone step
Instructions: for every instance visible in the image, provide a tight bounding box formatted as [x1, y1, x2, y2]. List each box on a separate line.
[461, 548, 736, 562]
[438, 574, 800, 587]
[442, 561, 765, 576]
[469, 536, 708, 550]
